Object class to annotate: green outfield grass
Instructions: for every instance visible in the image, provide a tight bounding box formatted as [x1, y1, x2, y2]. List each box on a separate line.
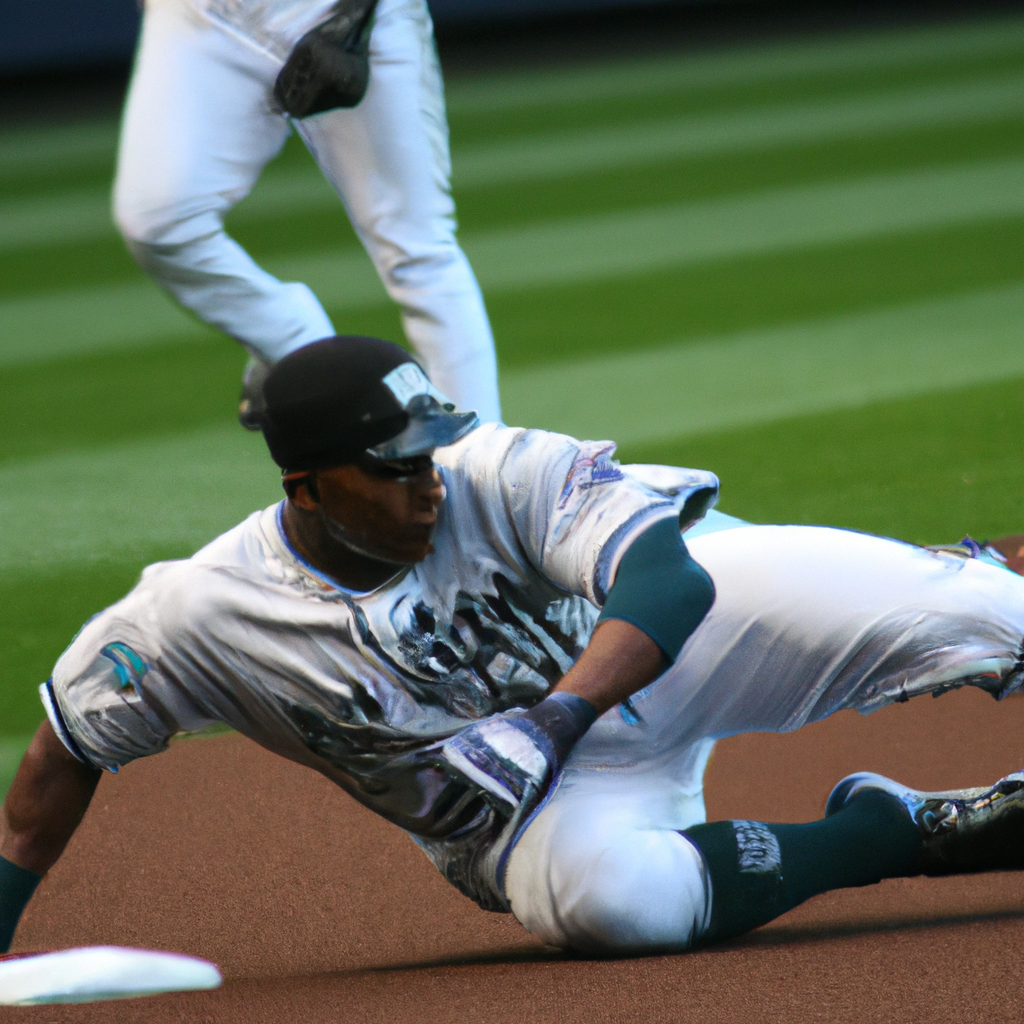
[2, 12, 1023, 781]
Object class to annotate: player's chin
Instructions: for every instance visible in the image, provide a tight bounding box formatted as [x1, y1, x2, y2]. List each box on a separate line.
[386, 528, 435, 564]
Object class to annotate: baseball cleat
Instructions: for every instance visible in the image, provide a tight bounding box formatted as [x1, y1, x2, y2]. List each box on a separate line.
[825, 770, 1024, 876]
[238, 354, 272, 431]
[0, 946, 221, 1005]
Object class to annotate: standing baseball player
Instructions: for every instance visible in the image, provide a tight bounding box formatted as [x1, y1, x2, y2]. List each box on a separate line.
[4, 335, 1024, 955]
[113, 0, 501, 426]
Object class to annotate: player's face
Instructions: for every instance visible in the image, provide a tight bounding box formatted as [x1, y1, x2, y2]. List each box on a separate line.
[313, 458, 445, 565]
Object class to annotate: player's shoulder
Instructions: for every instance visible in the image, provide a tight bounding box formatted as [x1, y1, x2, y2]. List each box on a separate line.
[53, 507, 281, 686]
[78, 508, 276, 644]
[434, 422, 586, 483]
[146, 507, 277, 602]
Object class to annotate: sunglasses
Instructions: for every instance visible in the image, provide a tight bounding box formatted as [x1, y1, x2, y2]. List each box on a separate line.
[357, 452, 436, 480]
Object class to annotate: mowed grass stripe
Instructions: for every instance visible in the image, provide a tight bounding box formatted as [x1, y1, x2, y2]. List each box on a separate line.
[623, 374, 1024, 547]
[4, 155, 1023, 367]
[445, 156, 1024, 293]
[4, 281, 1024, 571]
[5, 71, 1023, 253]
[449, 71, 1024, 189]
[0, 120, 119, 177]
[506, 283, 1024, 445]
[7, 373, 1024, 749]
[5, 215, 1021, 466]
[4, 12, 1022, 177]
[0, 739, 32, 799]
[439, 15, 1024, 114]
[0, 426, 281, 572]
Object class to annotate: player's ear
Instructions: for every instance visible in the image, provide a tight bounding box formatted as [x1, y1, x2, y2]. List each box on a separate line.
[284, 472, 320, 509]
[306, 473, 321, 503]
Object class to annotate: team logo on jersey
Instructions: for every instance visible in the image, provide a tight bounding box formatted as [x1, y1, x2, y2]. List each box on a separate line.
[556, 442, 624, 509]
[100, 642, 149, 693]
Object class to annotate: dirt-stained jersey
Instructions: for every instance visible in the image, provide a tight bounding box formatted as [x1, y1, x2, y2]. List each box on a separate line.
[44, 424, 717, 907]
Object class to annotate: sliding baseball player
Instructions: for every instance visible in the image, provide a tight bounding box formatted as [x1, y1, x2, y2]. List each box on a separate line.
[4, 336, 1024, 954]
[113, 0, 501, 426]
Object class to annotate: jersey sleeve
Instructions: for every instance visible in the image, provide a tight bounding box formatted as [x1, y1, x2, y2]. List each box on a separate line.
[477, 427, 719, 606]
[44, 567, 220, 772]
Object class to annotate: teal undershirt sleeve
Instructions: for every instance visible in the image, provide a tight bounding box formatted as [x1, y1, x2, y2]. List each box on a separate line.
[0, 855, 42, 953]
[598, 515, 715, 664]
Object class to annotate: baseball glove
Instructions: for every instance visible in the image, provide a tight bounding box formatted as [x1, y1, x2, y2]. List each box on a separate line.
[274, 0, 380, 119]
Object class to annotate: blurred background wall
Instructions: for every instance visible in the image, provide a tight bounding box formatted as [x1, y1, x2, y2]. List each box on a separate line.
[1, 0, 677, 76]
[1, 0, 141, 74]
[6, 0, 1023, 78]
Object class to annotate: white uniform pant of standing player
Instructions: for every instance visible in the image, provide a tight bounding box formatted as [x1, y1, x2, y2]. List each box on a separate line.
[113, 0, 501, 421]
[505, 523, 1024, 953]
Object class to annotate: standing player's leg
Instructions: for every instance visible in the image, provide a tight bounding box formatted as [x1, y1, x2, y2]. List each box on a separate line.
[113, 0, 334, 367]
[295, 0, 502, 422]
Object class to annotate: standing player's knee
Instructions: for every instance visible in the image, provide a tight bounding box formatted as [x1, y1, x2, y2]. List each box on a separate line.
[114, 207, 230, 285]
[113, 181, 226, 249]
[383, 243, 462, 294]
[113, 187, 166, 247]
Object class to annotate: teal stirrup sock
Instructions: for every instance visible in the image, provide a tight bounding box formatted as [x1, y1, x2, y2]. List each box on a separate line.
[682, 790, 922, 944]
[0, 855, 42, 953]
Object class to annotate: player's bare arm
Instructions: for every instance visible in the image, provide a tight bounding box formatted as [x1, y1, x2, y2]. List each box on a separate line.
[0, 721, 100, 876]
[551, 619, 663, 715]
[0, 720, 101, 951]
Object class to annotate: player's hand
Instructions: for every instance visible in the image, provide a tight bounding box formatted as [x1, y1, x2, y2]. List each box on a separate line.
[440, 710, 555, 816]
[439, 692, 598, 817]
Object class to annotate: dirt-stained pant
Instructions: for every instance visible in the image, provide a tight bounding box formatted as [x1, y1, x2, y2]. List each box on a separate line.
[504, 519, 1024, 952]
[113, 0, 501, 422]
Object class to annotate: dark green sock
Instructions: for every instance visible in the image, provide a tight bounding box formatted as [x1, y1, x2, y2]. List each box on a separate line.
[0, 855, 42, 953]
[683, 791, 922, 944]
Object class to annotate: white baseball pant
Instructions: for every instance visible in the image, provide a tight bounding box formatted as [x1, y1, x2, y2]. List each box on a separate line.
[505, 522, 1024, 952]
[112, 0, 502, 422]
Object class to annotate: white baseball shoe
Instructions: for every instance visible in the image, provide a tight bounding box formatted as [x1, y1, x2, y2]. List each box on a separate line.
[825, 769, 1024, 876]
[238, 354, 271, 431]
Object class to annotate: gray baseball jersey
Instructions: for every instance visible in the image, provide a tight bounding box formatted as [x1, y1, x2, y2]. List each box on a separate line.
[44, 424, 718, 909]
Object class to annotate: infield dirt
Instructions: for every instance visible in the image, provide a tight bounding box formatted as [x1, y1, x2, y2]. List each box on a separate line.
[4, 684, 1024, 1022]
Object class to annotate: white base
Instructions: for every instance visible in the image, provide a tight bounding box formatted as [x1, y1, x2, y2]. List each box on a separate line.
[0, 946, 222, 1005]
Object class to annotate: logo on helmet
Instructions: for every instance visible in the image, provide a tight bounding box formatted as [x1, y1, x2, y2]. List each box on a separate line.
[382, 363, 452, 410]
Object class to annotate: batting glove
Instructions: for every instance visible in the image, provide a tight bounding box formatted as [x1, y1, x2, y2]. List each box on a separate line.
[441, 692, 598, 816]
